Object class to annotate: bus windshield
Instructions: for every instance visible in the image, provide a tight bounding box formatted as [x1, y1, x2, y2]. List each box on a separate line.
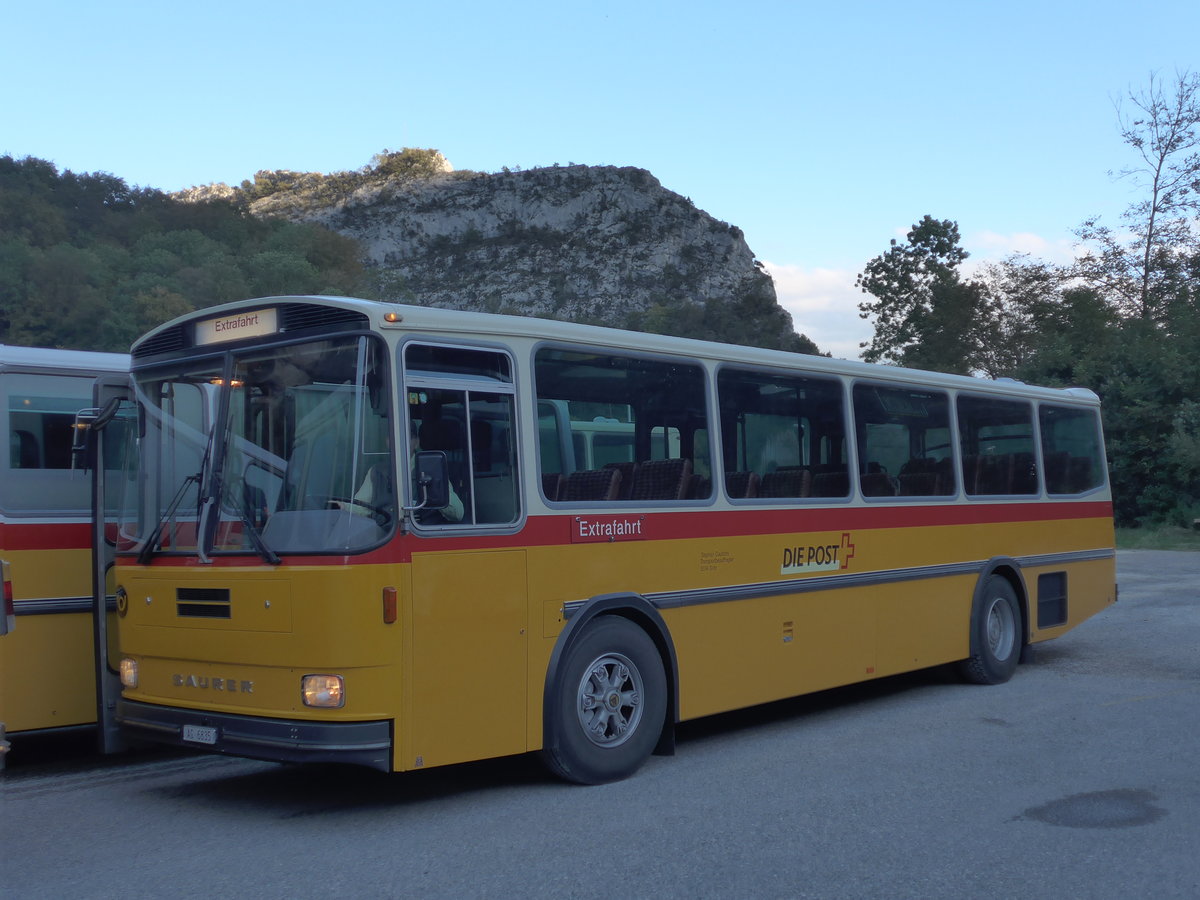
[125, 335, 393, 558]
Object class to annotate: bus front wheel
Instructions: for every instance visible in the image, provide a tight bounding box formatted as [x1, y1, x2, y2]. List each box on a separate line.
[959, 575, 1022, 685]
[543, 616, 666, 785]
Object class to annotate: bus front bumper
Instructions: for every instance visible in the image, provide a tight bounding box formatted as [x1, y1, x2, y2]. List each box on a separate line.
[117, 699, 393, 772]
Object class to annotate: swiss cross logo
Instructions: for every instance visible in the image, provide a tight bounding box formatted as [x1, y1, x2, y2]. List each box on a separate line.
[839, 532, 856, 569]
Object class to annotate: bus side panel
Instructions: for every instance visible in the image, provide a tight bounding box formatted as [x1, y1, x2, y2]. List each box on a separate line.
[0, 611, 96, 731]
[873, 575, 978, 680]
[0, 544, 96, 733]
[528, 530, 879, 724]
[663, 588, 878, 720]
[523, 510, 1115, 727]
[405, 549, 528, 771]
[1026, 555, 1117, 643]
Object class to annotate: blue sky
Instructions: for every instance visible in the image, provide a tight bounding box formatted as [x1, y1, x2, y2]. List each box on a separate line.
[5, 0, 1198, 357]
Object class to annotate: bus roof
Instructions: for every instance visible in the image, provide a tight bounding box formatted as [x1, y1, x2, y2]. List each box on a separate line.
[0, 344, 130, 376]
[133, 295, 1100, 406]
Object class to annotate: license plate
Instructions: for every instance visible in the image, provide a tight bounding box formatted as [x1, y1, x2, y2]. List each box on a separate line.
[182, 724, 218, 745]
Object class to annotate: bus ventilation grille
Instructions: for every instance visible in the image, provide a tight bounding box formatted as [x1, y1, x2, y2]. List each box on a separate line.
[280, 303, 369, 332]
[176, 588, 231, 619]
[134, 324, 187, 359]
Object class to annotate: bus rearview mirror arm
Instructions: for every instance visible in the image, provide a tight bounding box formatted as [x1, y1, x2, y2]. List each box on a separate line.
[402, 451, 451, 526]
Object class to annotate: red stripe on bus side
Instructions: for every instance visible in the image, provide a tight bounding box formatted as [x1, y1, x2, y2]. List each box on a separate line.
[646, 499, 1115, 540]
[126, 499, 1112, 569]
[0, 521, 91, 551]
[398, 500, 1115, 555]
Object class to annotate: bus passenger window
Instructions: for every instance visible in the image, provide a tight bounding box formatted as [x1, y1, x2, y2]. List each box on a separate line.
[2, 374, 96, 513]
[717, 368, 847, 500]
[9, 396, 81, 469]
[852, 384, 954, 498]
[957, 395, 1037, 496]
[535, 348, 711, 503]
[1040, 405, 1105, 494]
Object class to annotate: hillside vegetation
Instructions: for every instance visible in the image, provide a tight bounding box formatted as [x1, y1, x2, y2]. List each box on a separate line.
[0, 155, 371, 350]
[3, 149, 816, 355]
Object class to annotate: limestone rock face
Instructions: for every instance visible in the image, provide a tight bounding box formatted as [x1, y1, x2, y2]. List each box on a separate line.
[186, 160, 815, 352]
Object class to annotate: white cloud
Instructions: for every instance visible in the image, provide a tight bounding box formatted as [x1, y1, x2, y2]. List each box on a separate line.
[965, 230, 1079, 267]
[763, 262, 871, 360]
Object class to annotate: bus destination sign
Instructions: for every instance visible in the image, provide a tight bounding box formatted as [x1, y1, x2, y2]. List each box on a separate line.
[195, 308, 279, 346]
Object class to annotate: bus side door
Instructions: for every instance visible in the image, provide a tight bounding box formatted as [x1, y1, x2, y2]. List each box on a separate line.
[82, 376, 136, 754]
[407, 549, 528, 769]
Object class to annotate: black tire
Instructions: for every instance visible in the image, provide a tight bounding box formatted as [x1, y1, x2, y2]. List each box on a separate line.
[543, 616, 666, 785]
[958, 575, 1023, 685]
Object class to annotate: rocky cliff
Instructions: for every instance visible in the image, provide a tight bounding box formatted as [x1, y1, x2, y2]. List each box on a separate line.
[180, 152, 817, 353]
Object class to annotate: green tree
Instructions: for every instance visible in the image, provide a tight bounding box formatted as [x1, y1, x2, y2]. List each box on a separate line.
[0, 237, 34, 337]
[10, 243, 112, 347]
[628, 270, 820, 354]
[245, 250, 320, 298]
[1166, 399, 1200, 522]
[1087, 320, 1198, 525]
[973, 255, 1062, 376]
[856, 216, 990, 374]
[264, 223, 372, 296]
[1075, 70, 1200, 320]
[977, 256, 1121, 383]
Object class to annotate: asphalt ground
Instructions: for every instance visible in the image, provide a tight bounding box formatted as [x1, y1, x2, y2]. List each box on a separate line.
[3, 549, 1197, 899]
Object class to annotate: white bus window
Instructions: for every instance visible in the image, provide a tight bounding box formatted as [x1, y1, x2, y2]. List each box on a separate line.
[1040, 405, 1105, 494]
[853, 384, 954, 498]
[536, 349, 710, 503]
[1, 373, 95, 514]
[719, 368, 848, 500]
[957, 395, 1037, 496]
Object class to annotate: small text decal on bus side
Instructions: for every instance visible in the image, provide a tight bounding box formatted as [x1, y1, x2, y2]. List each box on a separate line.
[572, 515, 647, 543]
[781, 532, 856, 575]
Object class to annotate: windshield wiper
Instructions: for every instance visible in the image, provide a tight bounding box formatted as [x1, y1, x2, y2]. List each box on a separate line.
[232, 495, 280, 566]
[137, 472, 200, 565]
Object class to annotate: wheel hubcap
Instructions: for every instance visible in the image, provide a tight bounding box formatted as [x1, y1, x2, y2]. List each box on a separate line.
[985, 596, 1016, 660]
[577, 652, 643, 748]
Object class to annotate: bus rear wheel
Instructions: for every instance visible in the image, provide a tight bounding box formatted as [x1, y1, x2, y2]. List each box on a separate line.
[959, 575, 1022, 685]
[543, 616, 666, 785]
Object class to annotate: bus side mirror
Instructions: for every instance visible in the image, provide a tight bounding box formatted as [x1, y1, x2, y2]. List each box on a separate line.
[71, 407, 101, 470]
[71, 397, 124, 470]
[412, 451, 450, 511]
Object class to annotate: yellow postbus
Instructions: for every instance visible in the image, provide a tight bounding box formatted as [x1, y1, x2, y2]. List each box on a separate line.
[0, 344, 129, 761]
[104, 297, 1115, 783]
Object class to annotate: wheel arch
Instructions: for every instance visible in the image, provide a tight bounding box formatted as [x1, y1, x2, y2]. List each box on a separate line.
[973, 556, 1030, 652]
[543, 592, 679, 757]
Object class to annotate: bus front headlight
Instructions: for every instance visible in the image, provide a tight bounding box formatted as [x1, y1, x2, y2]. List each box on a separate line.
[301, 674, 345, 708]
[120, 658, 138, 689]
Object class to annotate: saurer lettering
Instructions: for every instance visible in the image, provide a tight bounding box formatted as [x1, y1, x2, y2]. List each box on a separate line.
[173, 674, 254, 693]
